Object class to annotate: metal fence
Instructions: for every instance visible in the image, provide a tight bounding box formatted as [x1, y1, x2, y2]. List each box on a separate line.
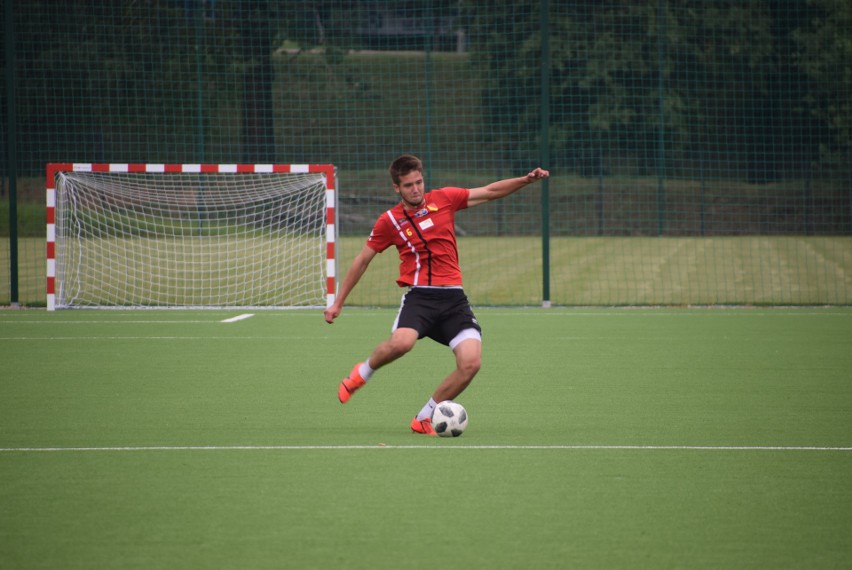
[2, 0, 850, 306]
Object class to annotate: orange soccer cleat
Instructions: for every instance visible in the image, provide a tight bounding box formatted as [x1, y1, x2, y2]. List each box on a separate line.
[338, 363, 366, 404]
[410, 417, 437, 436]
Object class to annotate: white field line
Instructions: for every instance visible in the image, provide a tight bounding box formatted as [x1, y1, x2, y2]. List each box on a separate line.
[478, 311, 852, 317]
[0, 320, 223, 324]
[0, 336, 328, 341]
[1, 445, 850, 453]
[221, 313, 254, 323]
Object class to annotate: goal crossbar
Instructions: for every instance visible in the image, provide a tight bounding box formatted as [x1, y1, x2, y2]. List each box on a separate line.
[46, 163, 337, 310]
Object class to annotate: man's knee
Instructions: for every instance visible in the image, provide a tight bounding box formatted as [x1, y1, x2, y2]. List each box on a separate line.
[458, 355, 481, 379]
[387, 328, 418, 356]
[454, 339, 482, 380]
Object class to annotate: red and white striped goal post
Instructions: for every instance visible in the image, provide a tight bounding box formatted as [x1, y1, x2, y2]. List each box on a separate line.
[45, 163, 337, 311]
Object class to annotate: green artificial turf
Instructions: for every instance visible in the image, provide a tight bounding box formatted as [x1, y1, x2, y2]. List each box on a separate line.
[1, 308, 850, 568]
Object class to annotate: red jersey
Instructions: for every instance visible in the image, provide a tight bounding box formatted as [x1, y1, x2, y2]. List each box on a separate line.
[366, 187, 470, 287]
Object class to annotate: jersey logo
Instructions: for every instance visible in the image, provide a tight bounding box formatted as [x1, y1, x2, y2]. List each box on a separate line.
[427, 203, 439, 212]
[413, 207, 429, 218]
[418, 218, 434, 231]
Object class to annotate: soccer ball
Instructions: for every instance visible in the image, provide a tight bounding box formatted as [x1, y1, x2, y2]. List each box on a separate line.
[432, 401, 468, 437]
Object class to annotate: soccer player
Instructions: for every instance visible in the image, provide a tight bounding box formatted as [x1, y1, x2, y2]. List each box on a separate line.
[324, 154, 549, 435]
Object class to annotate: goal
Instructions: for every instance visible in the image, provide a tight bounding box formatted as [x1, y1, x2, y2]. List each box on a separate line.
[46, 163, 337, 310]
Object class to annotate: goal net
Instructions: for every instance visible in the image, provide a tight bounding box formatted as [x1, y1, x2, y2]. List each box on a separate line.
[46, 163, 337, 310]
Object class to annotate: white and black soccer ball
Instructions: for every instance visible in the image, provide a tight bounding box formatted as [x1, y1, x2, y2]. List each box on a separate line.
[432, 401, 468, 437]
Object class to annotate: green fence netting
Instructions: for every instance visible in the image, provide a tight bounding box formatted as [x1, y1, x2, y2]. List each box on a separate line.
[2, 0, 850, 306]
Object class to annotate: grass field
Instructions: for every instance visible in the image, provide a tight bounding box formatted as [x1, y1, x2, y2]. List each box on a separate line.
[1, 307, 851, 568]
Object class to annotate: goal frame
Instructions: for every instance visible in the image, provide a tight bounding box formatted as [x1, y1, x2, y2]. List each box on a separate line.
[46, 162, 337, 311]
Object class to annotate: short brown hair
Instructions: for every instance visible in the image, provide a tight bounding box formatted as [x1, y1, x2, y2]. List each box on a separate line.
[389, 154, 423, 185]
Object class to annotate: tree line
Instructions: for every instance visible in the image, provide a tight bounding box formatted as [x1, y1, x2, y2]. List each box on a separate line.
[2, 0, 849, 185]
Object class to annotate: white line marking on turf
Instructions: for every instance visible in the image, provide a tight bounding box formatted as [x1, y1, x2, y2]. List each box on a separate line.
[0, 336, 328, 341]
[0, 320, 223, 324]
[1, 445, 850, 453]
[221, 313, 254, 323]
[480, 311, 852, 318]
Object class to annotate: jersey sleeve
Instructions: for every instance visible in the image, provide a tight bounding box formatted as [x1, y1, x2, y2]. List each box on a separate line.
[365, 212, 395, 253]
[436, 186, 470, 211]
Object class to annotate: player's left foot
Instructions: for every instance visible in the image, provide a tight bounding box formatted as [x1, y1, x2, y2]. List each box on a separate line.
[410, 417, 437, 436]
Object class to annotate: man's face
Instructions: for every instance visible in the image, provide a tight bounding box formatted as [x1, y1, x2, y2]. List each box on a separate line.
[393, 170, 426, 209]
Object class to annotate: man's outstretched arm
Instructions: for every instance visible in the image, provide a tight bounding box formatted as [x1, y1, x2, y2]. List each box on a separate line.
[324, 244, 378, 323]
[466, 168, 549, 208]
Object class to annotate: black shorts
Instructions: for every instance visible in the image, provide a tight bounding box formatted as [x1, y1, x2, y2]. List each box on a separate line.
[393, 287, 482, 347]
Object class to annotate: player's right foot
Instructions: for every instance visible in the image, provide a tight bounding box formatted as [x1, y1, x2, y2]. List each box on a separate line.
[410, 417, 437, 436]
[338, 363, 366, 404]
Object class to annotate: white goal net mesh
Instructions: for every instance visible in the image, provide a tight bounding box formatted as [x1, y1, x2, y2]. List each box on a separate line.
[53, 169, 332, 309]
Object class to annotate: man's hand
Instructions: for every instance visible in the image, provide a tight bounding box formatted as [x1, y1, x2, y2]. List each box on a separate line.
[526, 167, 549, 182]
[324, 304, 341, 324]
